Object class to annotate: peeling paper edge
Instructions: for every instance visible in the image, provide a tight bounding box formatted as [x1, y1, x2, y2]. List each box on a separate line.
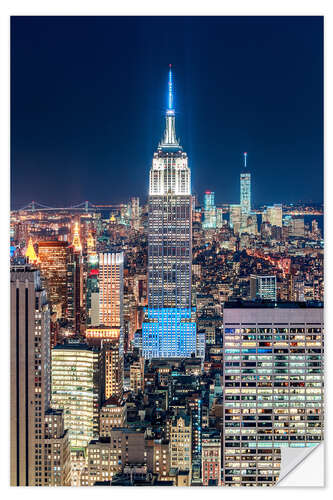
[276, 442, 324, 487]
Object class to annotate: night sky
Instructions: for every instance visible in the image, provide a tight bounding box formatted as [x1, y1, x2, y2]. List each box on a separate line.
[11, 16, 323, 209]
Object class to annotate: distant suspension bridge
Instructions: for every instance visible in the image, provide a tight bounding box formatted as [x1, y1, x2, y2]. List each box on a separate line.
[13, 201, 323, 216]
[13, 201, 125, 213]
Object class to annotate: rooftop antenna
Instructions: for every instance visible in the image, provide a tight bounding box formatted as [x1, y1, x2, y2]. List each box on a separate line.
[168, 64, 173, 111]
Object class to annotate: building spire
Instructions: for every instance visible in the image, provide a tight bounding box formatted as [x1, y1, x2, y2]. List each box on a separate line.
[25, 237, 38, 263]
[72, 221, 82, 253]
[168, 64, 174, 112]
[160, 64, 180, 149]
[244, 152, 247, 168]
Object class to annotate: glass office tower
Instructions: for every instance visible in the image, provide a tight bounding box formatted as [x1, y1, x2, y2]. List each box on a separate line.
[240, 152, 251, 216]
[202, 191, 217, 229]
[222, 302, 324, 486]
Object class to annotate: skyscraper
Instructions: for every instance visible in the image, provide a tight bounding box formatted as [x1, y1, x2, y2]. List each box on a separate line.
[98, 252, 124, 330]
[222, 302, 324, 486]
[142, 66, 196, 359]
[130, 197, 140, 230]
[240, 152, 251, 216]
[67, 221, 83, 333]
[86, 252, 99, 326]
[51, 338, 100, 450]
[38, 240, 68, 317]
[229, 204, 242, 235]
[202, 191, 217, 230]
[263, 204, 283, 228]
[102, 339, 123, 400]
[10, 266, 70, 486]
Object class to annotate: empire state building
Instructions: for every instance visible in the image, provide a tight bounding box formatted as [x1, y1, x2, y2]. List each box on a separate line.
[142, 66, 196, 359]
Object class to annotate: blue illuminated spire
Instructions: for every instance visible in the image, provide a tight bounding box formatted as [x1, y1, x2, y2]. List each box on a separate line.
[160, 64, 180, 148]
[167, 64, 174, 112]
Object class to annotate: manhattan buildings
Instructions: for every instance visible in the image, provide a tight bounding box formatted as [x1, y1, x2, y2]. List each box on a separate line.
[37, 241, 69, 317]
[98, 252, 124, 330]
[222, 302, 324, 486]
[10, 266, 70, 486]
[51, 338, 100, 451]
[10, 66, 324, 488]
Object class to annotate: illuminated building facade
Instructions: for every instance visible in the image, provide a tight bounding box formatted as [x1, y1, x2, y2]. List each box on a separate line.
[80, 429, 146, 486]
[38, 241, 68, 316]
[98, 252, 124, 330]
[86, 326, 121, 343]
[222, 302, 324, 486]
[240, 152, 251, 216]
[10, 266, 50, 485]
[169, 413, 192, 477]
[263, 204, 283, 228]
[51, 338, 100, 450]
[291, 216, 305, 237]
[146, 439, 170, 479]
[10, 266, 70, 486]
[99, 397, 127, 436]
[130, 196, 140, 230]
[130, 358, 145, 394]
[142, 66, 196, 359]
[202, 191, 217, 229]
[201, 430, 222, 486]
[229, 204, 242, 235]
[44, 409, 71, 486]
[85, 327, 123, 403]
[86, 252, 100, 326]
[250, 275, 277, 301]
[102, 339, 123, 400]
[67, 221, 83, 333]
[25, 237, 38, 264]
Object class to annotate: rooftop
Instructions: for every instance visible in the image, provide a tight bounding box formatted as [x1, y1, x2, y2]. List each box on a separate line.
[224, 300, 323, 309]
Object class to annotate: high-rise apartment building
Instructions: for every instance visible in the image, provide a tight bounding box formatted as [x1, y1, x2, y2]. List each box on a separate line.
[38, 241, 68, 316]
[51, 338, 100, 450]
[263, 204, 283, 228]
[67, 221, 83, 333]
[98, 252, 124, 330]
[250, 275, 277, 301]
[229, 204, 242, 235]
[202, 191, 217, 229]
[130, 197, 140, 230]
[142, 66, 196, 359]
[222, 302, 324, 486]
[10, 266, 70, 486]
[86, 252, 99, 326]
[85, 327, 123, 404]
[291, 216, 305, 237]
[102, 339, 123, 400]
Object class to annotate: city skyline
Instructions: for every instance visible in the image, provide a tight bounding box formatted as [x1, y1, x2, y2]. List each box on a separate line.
[9, 15, 324, 488]
[11, 16, 323, 208]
